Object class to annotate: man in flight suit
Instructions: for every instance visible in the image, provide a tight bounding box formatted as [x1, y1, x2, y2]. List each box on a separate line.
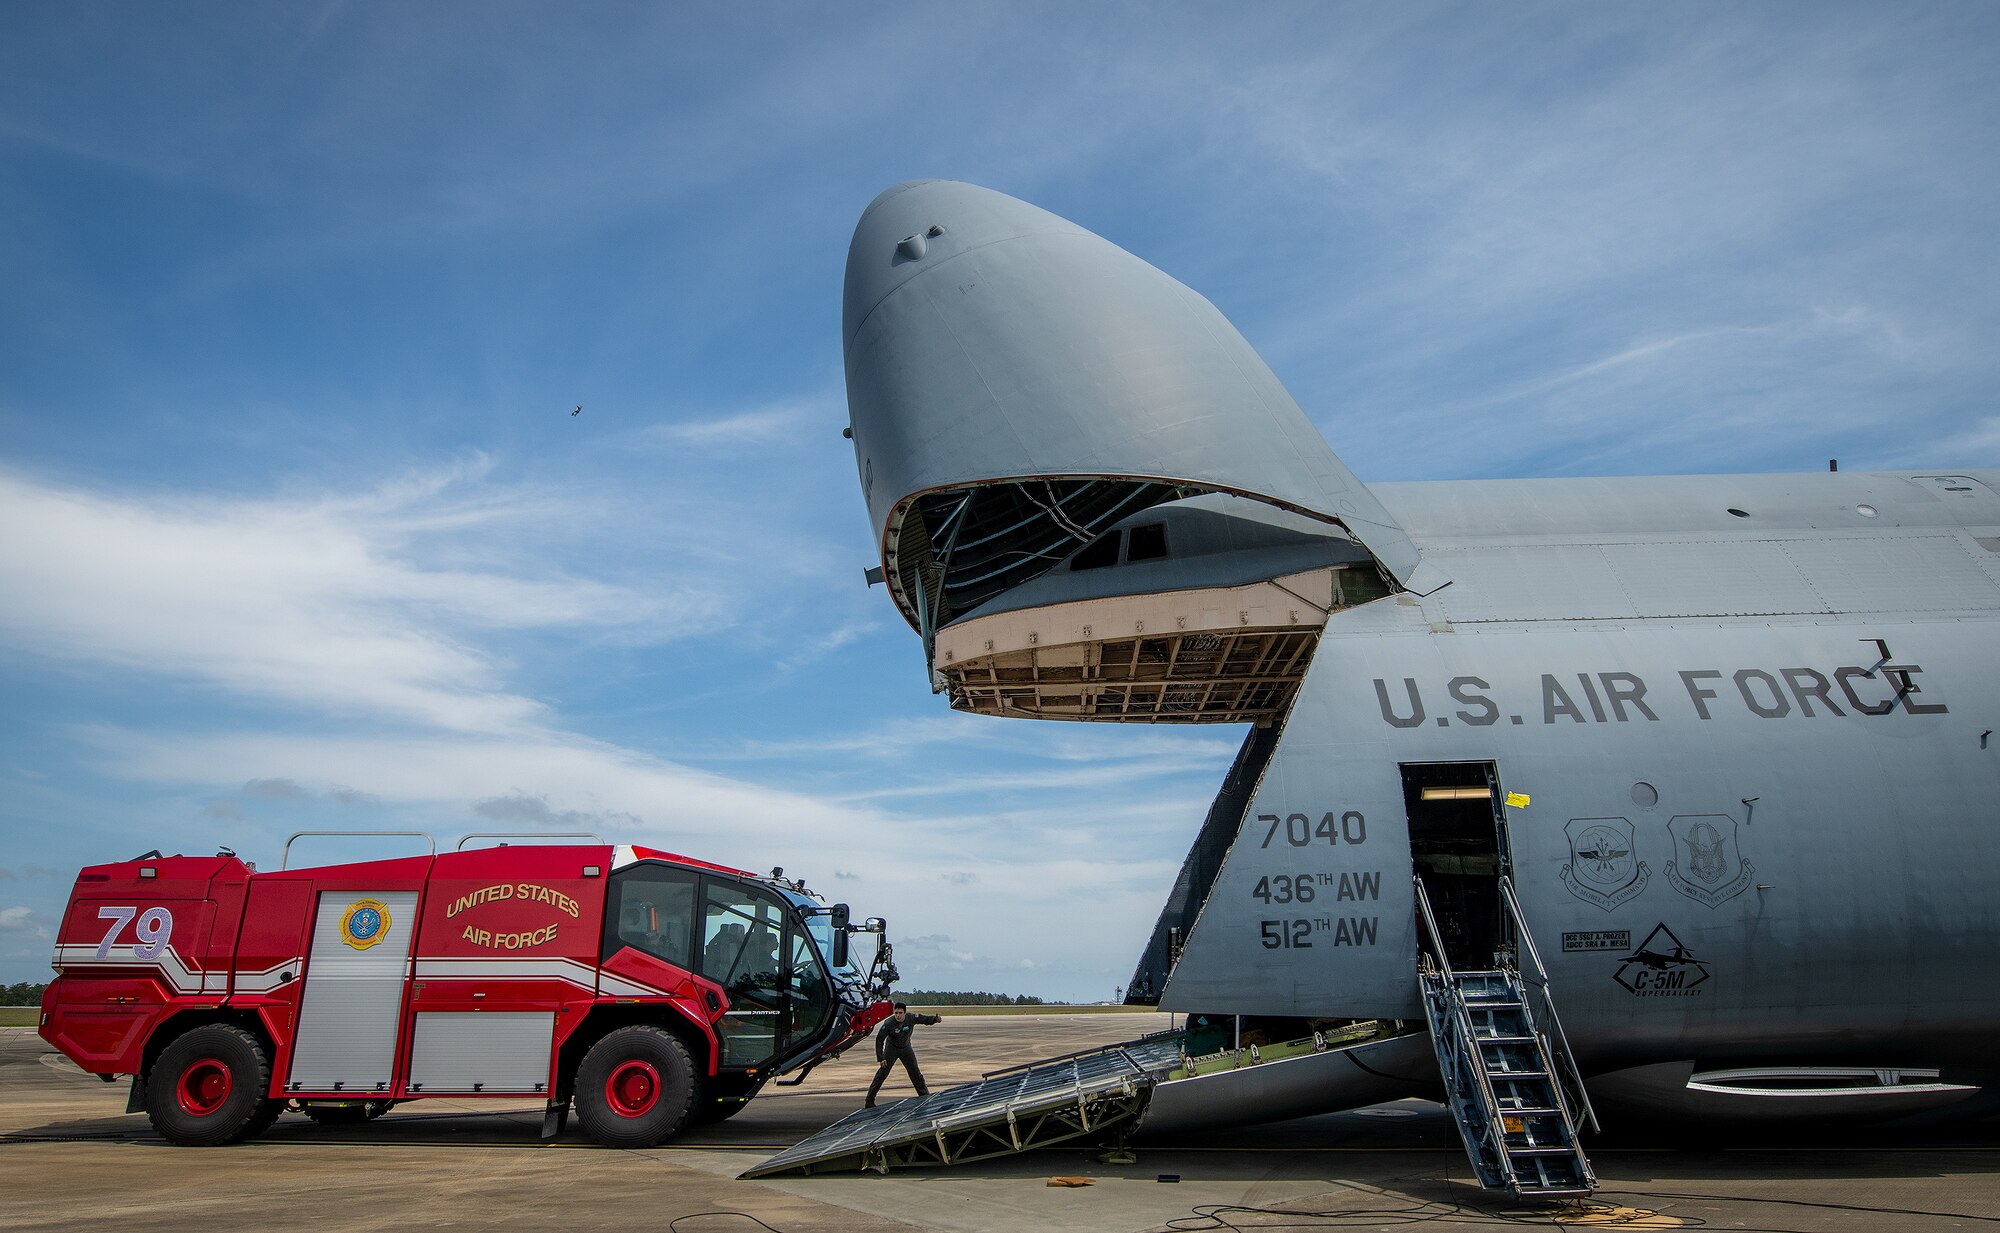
[865, 1002, 943, 1107]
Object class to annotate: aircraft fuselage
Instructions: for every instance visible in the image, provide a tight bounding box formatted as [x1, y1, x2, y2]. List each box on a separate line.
[1163, 469, 2000, 1079]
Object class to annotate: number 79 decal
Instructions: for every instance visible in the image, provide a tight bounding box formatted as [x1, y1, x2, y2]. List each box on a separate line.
[95, 905, 174, 960]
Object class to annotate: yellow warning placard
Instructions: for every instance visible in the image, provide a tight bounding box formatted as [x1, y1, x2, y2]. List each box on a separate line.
[1504, 792, 1530, 809]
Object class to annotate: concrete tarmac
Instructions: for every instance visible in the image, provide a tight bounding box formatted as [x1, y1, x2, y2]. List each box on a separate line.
[4, 1019, 1997, 1232]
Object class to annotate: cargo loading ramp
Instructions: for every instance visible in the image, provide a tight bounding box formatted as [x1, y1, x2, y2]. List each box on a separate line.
[743, 1021, 1434, 1178]
[741, 1034, 1185, 1177]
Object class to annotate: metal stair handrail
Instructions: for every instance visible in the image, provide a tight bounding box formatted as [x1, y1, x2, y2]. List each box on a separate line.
[1413, 876, 1514, 1189]
[1445, 978, 1520, 1190]
[1411, 875, 1452, 976]
[1498, 875, 1600, 1134]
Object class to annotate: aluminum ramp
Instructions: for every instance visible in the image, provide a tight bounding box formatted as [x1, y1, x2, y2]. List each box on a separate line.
[1415, 876, 1599, 1200]
[741, 1035, 1184, 1177]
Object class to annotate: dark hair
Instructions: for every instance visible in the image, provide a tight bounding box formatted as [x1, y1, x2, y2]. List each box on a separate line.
[893, 1001, 908, 1010]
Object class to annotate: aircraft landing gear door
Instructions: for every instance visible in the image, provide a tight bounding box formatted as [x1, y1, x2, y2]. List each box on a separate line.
[287, 890, 420, 1093]
[1401, 763, 1510, 970]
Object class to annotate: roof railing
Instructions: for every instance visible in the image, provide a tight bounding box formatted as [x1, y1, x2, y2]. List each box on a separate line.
[280, 830, 435, 870]
[454, 832, 605, 850]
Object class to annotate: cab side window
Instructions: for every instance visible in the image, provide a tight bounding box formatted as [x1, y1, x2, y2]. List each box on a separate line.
[603, 865, 697, 969]
[699, 881, 786, 988]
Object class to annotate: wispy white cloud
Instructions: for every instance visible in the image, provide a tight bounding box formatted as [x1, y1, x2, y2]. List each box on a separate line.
[0, 463, 719, 733]
[243, 777, 312, 799]
[1878, 415, 2000, 470]
[697, 715, 1001, 763]
[776, 617, 881, 673]
[473, 791, 641, 833]
[0, 5, 1006, 287]
[643, 401, 828, 450]
[0, 906, 51, 936]
[1318, 299, 1978, 480]
[836, 759, 1224, 804]
[695, 714, 1238, 770]
[1056, 7, 2000, 482]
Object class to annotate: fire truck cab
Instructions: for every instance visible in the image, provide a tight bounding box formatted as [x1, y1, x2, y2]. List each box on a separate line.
[39, 838, 895, 1147]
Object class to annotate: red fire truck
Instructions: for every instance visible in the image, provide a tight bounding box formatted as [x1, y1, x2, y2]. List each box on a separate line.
[37, 836, 896, 1147]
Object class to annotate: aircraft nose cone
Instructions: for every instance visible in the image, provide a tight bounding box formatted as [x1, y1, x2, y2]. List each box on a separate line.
[842, 181, 1088, 353]
[839, 179, 1432, 605]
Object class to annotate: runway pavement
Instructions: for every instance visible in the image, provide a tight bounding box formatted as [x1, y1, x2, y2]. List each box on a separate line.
[4, 1019, 1996, 1232]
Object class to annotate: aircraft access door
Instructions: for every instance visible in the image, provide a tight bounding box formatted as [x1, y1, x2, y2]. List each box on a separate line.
[1400, 762, 1511, 969]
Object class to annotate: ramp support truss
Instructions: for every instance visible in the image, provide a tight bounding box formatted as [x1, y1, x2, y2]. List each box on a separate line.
[742, 1037, 1182, 1177]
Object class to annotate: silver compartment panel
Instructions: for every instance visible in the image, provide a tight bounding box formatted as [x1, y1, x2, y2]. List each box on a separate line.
[288, 890, 419, 1092]
[408, 1012, 556, 1094]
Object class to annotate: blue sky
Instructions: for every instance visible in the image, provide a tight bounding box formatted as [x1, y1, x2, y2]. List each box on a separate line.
[2, 3, 1996, 998]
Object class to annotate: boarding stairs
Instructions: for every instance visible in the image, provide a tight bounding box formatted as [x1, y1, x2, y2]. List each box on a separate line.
[1415, 876, 1599, 1199]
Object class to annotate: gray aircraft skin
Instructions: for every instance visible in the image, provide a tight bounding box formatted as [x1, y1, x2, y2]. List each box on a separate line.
[841, 179, 2000, 1128]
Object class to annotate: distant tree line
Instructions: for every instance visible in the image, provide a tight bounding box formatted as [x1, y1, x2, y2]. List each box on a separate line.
[2, 982, 46, 1007]
[898, 989, 1047, 1006]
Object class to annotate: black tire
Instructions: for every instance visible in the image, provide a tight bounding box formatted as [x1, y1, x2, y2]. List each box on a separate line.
[300, 1100, 389, 1126]
[574, 1026, 698, 1148]
[145, 1024, 273, 1146]
[243, 1098, 284, 1138]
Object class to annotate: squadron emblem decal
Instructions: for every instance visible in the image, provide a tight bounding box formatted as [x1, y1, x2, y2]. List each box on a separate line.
[339, 898, 392, 950]
[1665, 814, 1754, 907]
[1560, 817, 1649, 911]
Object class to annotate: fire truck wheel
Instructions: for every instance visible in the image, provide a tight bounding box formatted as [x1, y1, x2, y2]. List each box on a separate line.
[145, 1024, 273, 1146]
[574, 1026, 697, 1147]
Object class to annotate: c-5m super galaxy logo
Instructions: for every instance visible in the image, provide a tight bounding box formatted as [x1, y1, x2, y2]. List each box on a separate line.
[1614, 923, 1710, 996]
[1665, 814, 1754, 907]
[1560, 817, 1650, 911]
[339, 898, 392, 951]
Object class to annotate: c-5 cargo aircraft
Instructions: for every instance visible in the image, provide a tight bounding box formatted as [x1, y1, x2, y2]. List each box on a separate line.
[833, 180, 1998, 1195]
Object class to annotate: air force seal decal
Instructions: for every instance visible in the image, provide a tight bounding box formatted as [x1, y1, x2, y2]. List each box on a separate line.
[1560, 817, 1649, 911]
[1665, 814, 1754, 907]
[339, 898, 392, 950]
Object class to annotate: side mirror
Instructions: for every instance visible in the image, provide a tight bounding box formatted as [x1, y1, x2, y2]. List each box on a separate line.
[830, 903, 851, 968]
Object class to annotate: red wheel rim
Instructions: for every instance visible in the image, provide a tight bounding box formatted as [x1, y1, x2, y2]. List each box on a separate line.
[604, 1060, 661, 1118]
[176, 1058, 233, 1117]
